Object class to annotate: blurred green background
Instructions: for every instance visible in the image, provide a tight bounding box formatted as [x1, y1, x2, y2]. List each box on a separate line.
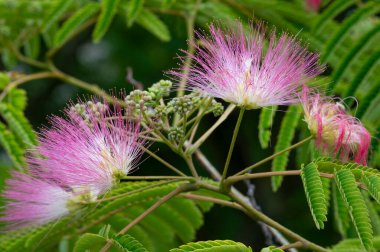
[1, 0, 380, 250]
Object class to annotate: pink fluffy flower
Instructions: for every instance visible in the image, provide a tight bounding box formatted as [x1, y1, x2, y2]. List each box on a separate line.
[301, 87, 371, 164]
[170, 21, 323, 109]
[1, 172, 75, 228]
[29, 100, 145, 195]
[306, 0, 322, 12]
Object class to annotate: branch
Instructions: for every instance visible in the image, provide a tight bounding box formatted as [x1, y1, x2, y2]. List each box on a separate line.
[140, 146, 187, 176]
[95, 179, 184, 203]
[10, 45, 48, 69]
[226, 170, 366, 189]
[188, 104, 236, 154]
[228, 190, 329, 252]
[0, 72, 59, 102]
[192, 151, 296, 248]
[179, 193, 244, 211]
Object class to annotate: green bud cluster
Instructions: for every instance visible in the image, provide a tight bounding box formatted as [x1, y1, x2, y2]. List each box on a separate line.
[125, 90, 153, 113]
[167, 93, 200, 115]
[124, 80, 173, 116]
[69, 101, 107, 125]
[147, 80, 172, 100]
[168, 127, 185, 142]
[211, 100, 224, 117]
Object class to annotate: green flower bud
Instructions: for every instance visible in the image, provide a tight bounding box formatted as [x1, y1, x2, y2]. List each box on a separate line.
[168, 127, 185, 142]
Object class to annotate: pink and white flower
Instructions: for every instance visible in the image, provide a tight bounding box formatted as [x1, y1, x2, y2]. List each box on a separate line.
[301, 87, 371, 164]
[170, 21, 323, 109]
[1, 172, 75, 227]
[29, 100, 146, 195]
[306, 0, 322, 12]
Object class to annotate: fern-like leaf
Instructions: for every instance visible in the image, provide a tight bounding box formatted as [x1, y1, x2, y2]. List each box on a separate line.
[321, 177, 332, 210]
[0, 103, 36, 147]
[54, 3, 100, 47]
[169, 240, 252, 252]
[271, 105, 301, 191]
[0, 122, 25, 169]
[331, 236, 380, 252]
[332, 183, 350, 238]
[4, 88, 27, 111]
[136, 9, 171, 42]
[92, 0, 121, 43]
[42, 0, 75, 32]
[362, 191, 380, 235]
[301, 163, 328, 229]
[356, 78, 380, 118]
[126, 0, 144, 27]
[362, 174, 380, 204]
[258, 106, 277, 149]
[344, 49, 380, 97]
[335, 169, 373, 251]
[321, 2, 380, 63]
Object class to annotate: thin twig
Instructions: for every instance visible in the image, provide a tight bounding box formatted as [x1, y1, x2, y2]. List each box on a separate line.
[235, 136, 313, 176]
[180, 193, 244, 211]
[95, 179, 184, 203]
[188, 104, 235, 154]
[0, 72, 59, 102]
[173, 0, 202, 125]
[192, 148, 295, 248]
[228, 190, 329, 252]
[279, 241, 305, 250]
[140, 146, 187, 176]
[126, 67, 144, 90]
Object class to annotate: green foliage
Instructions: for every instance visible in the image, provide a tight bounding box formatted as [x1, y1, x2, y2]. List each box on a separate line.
[136, 9, 171, 42]
[332, 183, 351, 238]
[74, 233, 148, 252]
[362, 192, 380, 236]
[4, 88, 27, 111]
[0, 103, 36, 147]
[321, 177, 331, 211]
[0, 181, 210, 252]
[356, 78, 380, 118]
[271, 105, 301, 191]
[260, 246, 284, 252]
[169, 240, 252, 252]
[334, 169, 373, 251]
[301, 163, 328, 229]
[24, 36, 40, 59]
[54, 3, 100, 47]
[126, 0, 145, 27]
[321, 2, 380, 63]
[344, 49, 380, 97]
[42, 0, 75, 32]
[313, 157, 380, 179]
[258, 106, 277, 149]
[0, 122, 25, 169]
[362, 174, 380, 204]
[331, 236, 380, 252]
[93, 0, 121, 43]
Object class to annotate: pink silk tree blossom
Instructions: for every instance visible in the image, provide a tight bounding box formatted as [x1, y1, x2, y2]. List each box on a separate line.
[170, 21, 324, 109]
[301, 87, 371, 165]
[306, 0, 322, 12]
[1, 172, 75, 228]
[29, 100, 146, 195]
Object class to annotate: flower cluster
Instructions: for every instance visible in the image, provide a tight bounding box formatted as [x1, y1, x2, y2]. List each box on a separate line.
[171, 20, 371, 164]
[170, 21, 323, 109]
[301, 87, 371, 165]
[1, 100, 145, 228]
